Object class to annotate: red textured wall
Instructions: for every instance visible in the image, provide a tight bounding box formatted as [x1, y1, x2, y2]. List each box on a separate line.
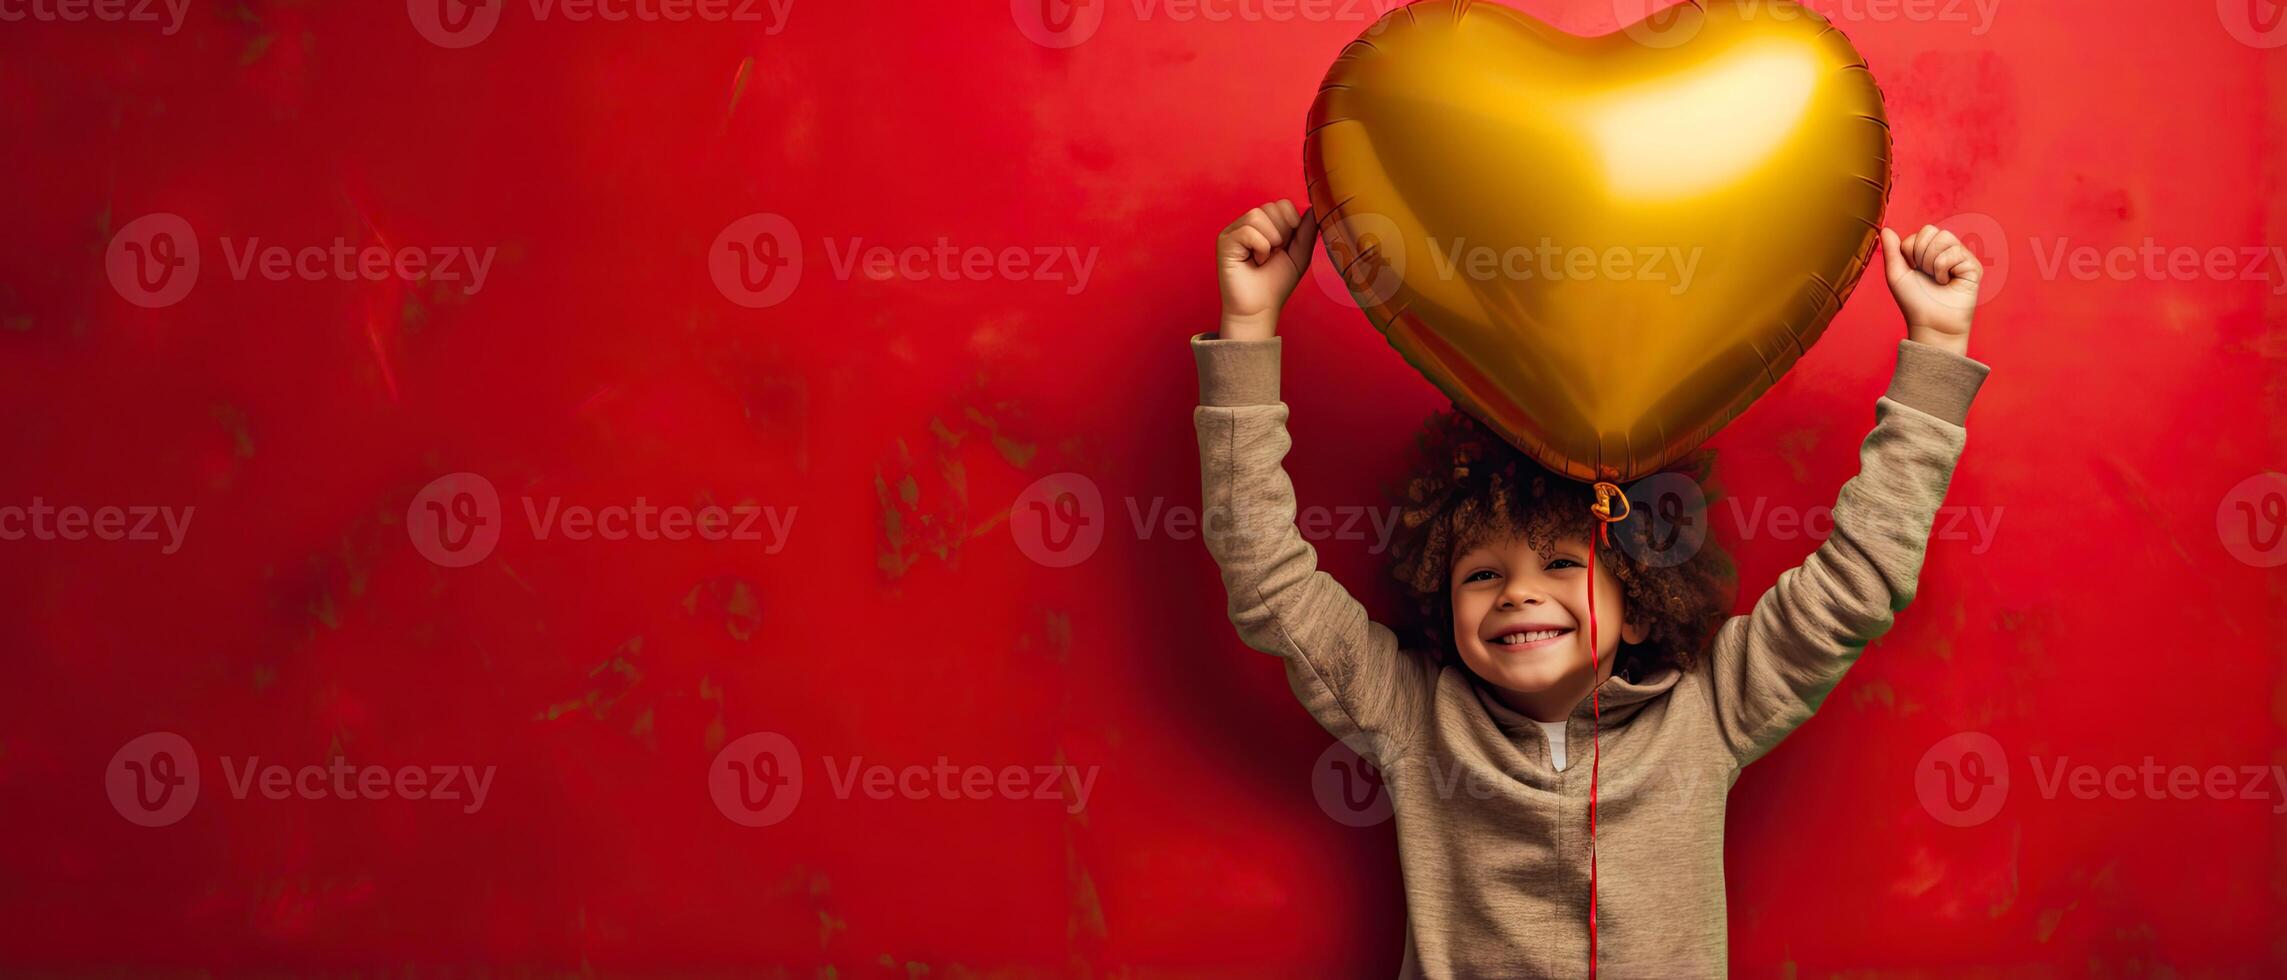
[3, 0, 2284, 974]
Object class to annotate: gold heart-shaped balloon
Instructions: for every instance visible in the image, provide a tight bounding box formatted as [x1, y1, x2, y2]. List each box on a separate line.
[1305, 0, 1891, 483]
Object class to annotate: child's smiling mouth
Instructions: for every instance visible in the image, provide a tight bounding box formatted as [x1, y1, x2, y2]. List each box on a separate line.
[1485, 625, 1575, 651]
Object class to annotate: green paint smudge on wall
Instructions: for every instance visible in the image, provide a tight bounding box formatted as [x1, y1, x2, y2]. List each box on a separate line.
[875, 955, 930, 978]
[683, 577, 762, 641]
[964, 406, 1037, 469]
[1066, 835, 1107, 942]
[875, 405, 1047, 581]
[534, 637, 646, 725]
[700, 677, 727, 751]
[1849, 679, 1895, 713]
[1773, 428, 1820, 485]
[1017, 608, 1074, 664]
[875, 469, 914, 580]
[2036, 904, 2070, 942]
[212, 404, 255, 458]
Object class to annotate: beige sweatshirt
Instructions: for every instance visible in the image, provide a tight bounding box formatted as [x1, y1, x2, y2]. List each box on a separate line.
[1191, 332, 1989, 978]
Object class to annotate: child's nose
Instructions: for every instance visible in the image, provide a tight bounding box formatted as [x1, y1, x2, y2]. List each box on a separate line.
[1499, 587, 1546, 608]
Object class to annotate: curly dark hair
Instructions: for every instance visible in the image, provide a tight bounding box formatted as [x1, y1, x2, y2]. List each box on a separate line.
[1383, 408, 1737, 680]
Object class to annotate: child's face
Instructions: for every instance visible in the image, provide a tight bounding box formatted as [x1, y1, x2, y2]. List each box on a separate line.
[1449, 531, 1648, 713]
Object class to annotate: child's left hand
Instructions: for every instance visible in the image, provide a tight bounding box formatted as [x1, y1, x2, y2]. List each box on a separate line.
[1880, 224, 1980, 357]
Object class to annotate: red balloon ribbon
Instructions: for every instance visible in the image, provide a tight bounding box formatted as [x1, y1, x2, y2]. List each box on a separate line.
[1584, 482, 1629, 980]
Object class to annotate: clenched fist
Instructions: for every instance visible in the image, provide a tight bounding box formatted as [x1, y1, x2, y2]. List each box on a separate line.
[1216, 199, 1320, 342]
[1880, 223, 1981, 357]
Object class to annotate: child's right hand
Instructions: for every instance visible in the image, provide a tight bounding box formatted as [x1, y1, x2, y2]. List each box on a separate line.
[1216, 199, 1319, 342]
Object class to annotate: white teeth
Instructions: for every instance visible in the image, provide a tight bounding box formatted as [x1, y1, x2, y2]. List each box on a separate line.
[1496, 629, 1565, 645]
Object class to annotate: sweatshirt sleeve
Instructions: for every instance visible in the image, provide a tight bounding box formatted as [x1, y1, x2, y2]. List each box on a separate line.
[1191, 331, 1434, 754]
[1702, 339, 1991, 767]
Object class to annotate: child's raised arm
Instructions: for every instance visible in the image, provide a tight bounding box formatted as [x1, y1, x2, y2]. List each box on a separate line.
[1696, 223, 1992, 766]
[1194, 201, 1434, 755]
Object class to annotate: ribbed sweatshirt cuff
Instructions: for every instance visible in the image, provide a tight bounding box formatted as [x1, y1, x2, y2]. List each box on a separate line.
[1884, 339, 1990, 426]
[1191, 331, 1282, 407]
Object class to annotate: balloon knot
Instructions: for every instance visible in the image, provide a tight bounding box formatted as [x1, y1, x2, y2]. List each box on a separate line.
[1590, 481, 1629, 523]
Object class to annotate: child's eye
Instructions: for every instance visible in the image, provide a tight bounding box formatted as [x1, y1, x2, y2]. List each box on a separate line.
[1462, 569, 1497, 583]
[1546, 558, 1583, 571]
